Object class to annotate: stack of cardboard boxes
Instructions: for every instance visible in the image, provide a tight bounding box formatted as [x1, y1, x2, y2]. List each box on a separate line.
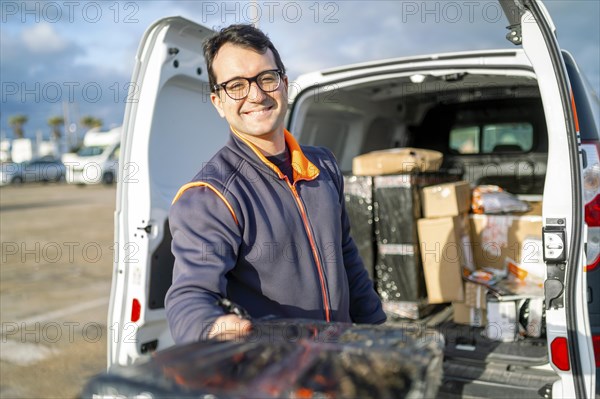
[470, 203, 545, 340]
[372, 173, 460, 318]
[346, 148, 459, 319]
[416, 181, 545, 340]
[345, 148, 546, 339]
[344, 173, 460, 319]
[417, 181, 478, 321]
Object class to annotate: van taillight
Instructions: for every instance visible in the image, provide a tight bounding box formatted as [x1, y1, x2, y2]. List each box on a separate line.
[588, 255, 600, 272]
[551, 337, 571, 371]
[583, 142, 600, 271]
[593, 335, 600, 367]
[585, 194, 600, 227]
[582, 141, 600, 209]
[131, 298, 141, 322]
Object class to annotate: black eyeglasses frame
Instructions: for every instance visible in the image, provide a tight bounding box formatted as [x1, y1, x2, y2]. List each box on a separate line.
[213, 69, 284, 100]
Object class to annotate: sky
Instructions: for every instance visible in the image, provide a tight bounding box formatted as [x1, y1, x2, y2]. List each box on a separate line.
[1, 0, 599, 142]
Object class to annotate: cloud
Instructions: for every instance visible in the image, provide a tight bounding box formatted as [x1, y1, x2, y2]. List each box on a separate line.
[262, 1, 512, 79]
[0, 0, 597, 139]
[0, 21, 128, 138]
[1, 23, 85, 79]
[21, 23, 68, 54]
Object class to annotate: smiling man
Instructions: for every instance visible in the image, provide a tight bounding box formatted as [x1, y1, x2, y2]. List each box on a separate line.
[165, 24, 385, 343]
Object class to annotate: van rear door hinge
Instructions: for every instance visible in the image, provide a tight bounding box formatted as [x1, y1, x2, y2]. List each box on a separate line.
[506, 24, 522, 45]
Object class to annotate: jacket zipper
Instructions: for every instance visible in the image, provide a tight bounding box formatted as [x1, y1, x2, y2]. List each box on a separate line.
[287, 180, 331, 322]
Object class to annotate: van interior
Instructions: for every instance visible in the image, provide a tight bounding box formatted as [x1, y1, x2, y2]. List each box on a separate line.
[292, 69, 547, 197]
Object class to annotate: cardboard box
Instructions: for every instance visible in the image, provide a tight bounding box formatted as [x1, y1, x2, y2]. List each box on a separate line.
[352, 148, 443, 176]
[422, 181, 471, 218]
[453, 302, 486, 326]
[469, 212, 542, 270]
[417, 214, 474, 304]
[464, 281, 487, 309]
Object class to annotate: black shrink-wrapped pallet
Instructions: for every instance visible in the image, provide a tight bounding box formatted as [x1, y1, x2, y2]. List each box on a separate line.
[343, 175, 375, 280]
[82, 320, 444, 399]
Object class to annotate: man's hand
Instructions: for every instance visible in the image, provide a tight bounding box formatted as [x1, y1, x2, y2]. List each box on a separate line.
[207, 314, 253, 341]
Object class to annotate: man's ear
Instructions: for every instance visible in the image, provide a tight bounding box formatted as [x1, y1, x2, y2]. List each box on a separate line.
[210, 92, 226, 118]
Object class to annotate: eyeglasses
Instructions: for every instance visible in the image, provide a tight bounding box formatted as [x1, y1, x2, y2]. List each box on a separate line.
[213, 69, 284, 100]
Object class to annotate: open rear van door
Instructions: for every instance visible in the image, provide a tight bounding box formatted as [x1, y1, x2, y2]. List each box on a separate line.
[500, 0, 596, 396]
[107, 17, 226, 369]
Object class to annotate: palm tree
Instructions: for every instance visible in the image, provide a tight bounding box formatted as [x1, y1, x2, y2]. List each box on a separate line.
[48, 116, 64, 140]
[79, 116, 103, 131]
[8, 115, 28, 139]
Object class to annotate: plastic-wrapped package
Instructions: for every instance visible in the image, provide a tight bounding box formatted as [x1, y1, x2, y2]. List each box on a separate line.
[82, 320, 444, 399]
[471, 185, 531, 214]
[373, 174, 425, 310]
[343, 175, 375, 280]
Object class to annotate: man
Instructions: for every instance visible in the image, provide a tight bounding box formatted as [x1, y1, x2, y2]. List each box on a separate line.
[165, 24, 385, 344]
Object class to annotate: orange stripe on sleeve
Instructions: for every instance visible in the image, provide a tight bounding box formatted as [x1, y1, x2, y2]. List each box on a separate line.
[172, 182, 239, 226]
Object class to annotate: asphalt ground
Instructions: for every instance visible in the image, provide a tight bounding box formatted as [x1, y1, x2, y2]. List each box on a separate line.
[0, 183, 116, 399]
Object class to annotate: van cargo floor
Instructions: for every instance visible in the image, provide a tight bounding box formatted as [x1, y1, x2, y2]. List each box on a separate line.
[438, 359, 557, 398]
[390, 306, 549, 366]
[438, 322, 549, 365]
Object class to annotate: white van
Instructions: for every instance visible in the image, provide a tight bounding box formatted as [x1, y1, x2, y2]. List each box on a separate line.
[62, 126, 121, 185]
[104, 1, 598, 397]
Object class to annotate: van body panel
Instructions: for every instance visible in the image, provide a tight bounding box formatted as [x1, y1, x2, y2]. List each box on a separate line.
[108, 17, 222, 368]
[518, 2, 595, 396]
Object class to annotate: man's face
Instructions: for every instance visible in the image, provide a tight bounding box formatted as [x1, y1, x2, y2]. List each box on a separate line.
[210, 43, 288, 140]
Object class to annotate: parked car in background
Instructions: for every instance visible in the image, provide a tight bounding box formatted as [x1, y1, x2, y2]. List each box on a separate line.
[0, 156, 66, 185]
[0, 162, 19, 185]
[62, 126, 121, 185]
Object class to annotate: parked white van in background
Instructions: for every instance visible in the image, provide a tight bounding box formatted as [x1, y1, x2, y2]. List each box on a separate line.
[95, 1, 598, 398]
[62, 126, 121, 185]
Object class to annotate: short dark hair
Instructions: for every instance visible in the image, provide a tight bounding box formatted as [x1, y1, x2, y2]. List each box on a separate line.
[203, 24, 286, 92]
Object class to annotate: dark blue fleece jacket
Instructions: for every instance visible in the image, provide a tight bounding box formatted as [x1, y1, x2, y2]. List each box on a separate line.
[165, 129, 385, 344]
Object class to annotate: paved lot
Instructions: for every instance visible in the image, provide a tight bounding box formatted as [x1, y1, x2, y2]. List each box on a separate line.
[0, 183, 116, 398]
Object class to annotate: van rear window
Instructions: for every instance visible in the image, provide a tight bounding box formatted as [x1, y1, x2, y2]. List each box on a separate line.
[450, 122, 533, 154]
[77, 146, 106, 157]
